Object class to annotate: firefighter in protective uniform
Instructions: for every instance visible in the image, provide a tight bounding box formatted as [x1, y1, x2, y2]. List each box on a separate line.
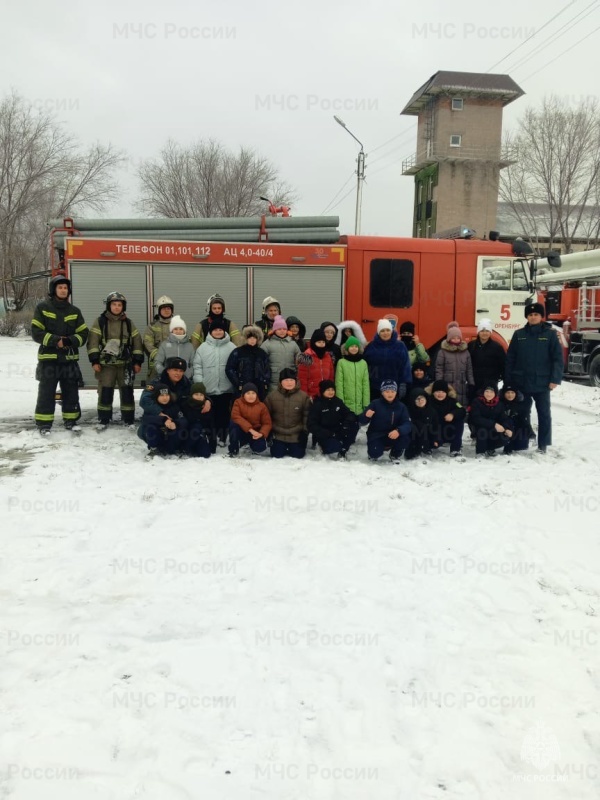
[31, 275, 88, 434]
[143, 295, 175, 380]
[87, 292, 144, 426]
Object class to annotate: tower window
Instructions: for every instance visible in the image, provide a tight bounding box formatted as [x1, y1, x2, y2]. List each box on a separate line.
[450, 134, 462, 147]
[452, 98, 464, 111]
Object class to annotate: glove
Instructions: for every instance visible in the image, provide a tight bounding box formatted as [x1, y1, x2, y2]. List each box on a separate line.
[61, 336, 72, 347]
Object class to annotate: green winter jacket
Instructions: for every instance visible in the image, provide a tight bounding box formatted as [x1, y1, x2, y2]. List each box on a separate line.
[335, 357, 370, 415]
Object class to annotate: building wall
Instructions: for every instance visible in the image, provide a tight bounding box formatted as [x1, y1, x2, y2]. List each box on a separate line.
[435, 161, 500, 237]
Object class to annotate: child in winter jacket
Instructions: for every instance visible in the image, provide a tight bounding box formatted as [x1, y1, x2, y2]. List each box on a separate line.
[308, 380, 359, 459]
[499, 384, 530, 454]
[469, 385, 515, 457]
[225, 325, 270, 400]
[335, 320, 368, 348]
[193, 321, 236, 445]
[360, 380, 412, 463]
[405, 388, 438, 460]
[399, 321, 430, 366]
[264, 368, 311, 459]
[138, 381, 188, 454]
[296, 329, 335, 399]
[181, 381, 216, 457]
[411, 361, 432, 391]
[261, 316, 301, 393]
[229, 382, 272, 457]
[286, 316, 307, 352]
[434, 321, 474, 407]
[427, 379, 467, 456]
[335, 336, 370, 415]
[154, 315, 195, 379]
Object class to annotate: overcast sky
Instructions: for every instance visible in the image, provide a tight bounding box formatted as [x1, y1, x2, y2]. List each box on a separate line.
[2, 0, 599, 236]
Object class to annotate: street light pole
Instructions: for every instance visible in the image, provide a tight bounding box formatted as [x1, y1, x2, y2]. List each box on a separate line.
[333, 115, 366, 235]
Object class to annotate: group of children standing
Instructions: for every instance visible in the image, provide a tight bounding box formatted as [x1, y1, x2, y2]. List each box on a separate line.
[137, 301, 531, 461]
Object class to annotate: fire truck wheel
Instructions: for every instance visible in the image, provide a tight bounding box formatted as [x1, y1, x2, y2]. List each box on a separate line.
[588, 353, 600, 387]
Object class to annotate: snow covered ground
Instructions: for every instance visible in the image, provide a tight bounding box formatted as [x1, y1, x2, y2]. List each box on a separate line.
[1, 337, 599, 800]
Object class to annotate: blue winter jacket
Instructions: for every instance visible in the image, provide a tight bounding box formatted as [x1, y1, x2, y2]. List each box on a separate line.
[505, 322, 563, 393]
[364, 332, 412, 395]
[359, 397, 412, 441]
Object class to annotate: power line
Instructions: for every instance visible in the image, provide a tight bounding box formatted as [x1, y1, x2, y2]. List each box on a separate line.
[369, 126, 414, 154]
[325, 182, 360, 214]
[521, 20, 600, 81]
[508, 0, 599, 74]
[320, 170, 356, 215]
[486, 0, 578, 72]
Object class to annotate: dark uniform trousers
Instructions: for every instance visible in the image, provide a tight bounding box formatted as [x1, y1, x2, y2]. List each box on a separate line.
[96, 365, 135, 424]
[35, 362, 81, 428]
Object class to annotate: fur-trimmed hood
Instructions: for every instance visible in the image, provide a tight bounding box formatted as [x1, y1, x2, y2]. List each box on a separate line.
[240, 324, 264, 346]
[335, 320, 368, 346]
[440, 339, 468, 353]
[424, 381, 458, 399]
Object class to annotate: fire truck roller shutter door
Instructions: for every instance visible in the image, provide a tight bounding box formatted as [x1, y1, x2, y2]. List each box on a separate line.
[253, 267, 343, 338]
[69, 262, 148, 388]
[152, 264, 248, 347]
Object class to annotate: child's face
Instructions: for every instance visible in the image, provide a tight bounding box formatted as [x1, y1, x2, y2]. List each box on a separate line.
[348, 345, 359, 355]
[172, 327, 185, 335]
[157, 393, 170, 405]
[244, 390, 258, 403]
[413, 368, 424, 379]
[433, 390, 447, 401]
[289, 324, 299, 336]
[449, 337, 461, 346]
[211, 328, 225, 339]
[322, 326, 335, 341]
[280, 378, 296, 391]
[504, 390, 516, 401]
[478, 329, 492, 341]
[274, 328, 287, 338]
[382, 389, 397, 402]
[344, 328, 353, 337]
[246, 333, 258, 345]
[323, 388, 335, 399]
[483, 388, 496, 401]
[192, 392, 205, 402]
[314, 339, 326, 349]
[415, 395, 427, 407]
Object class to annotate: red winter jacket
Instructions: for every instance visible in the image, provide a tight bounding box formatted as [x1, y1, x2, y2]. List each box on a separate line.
[296, 347, 334, 398]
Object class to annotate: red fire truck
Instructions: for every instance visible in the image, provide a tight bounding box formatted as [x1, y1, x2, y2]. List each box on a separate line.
[49, 215, 536, 386]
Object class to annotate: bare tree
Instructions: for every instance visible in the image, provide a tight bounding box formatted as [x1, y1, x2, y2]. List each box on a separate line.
[136, 139, 296, 218]
[499, 96, 600, 252]
[0, 91, 123, 310]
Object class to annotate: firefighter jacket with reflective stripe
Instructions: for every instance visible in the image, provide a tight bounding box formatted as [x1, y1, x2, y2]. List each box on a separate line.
[87, 312, 144, 366]
[31, 298, 88, 362]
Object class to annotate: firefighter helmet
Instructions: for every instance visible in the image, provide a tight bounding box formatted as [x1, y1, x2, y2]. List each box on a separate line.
[156, 295, 174, 313]
[48, 275, 71, 297]
[206, 293, 226, 314]
[262, 295, 281, 314]
[105, 291, 127, 312]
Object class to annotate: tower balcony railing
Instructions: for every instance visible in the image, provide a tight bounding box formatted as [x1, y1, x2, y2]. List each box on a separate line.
[402, 143, 517, 175]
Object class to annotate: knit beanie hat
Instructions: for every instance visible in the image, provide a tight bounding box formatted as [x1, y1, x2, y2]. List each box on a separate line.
[190, 382, 207, 395]
[279, 367, 297, 382]
[310, 329, 327, 348]
[209, 319, 225, 333]
[319, 380, 336, 395]
[242, 382, 259, 396]
[525, 302, 545, 318]
[477, 318, 493, 333]
[380, 380, 398, 393]
[377, 319, 393, 333]
[400, 321, 415, 335]
[272, 315, 288, 332]
[412, 361, 427, 373]
[345, 336, 360, 349]
[169, 315, 187, 333]
[152, 382, 171, 400]
[432, 379, 449, 394]
[446, 320, 462, 341]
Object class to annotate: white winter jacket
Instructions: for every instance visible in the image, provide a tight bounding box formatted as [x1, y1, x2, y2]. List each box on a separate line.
[193, 333, 236, 395]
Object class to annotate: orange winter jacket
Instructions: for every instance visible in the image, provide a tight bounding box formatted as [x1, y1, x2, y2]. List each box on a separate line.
[230, 397, 272, 437]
